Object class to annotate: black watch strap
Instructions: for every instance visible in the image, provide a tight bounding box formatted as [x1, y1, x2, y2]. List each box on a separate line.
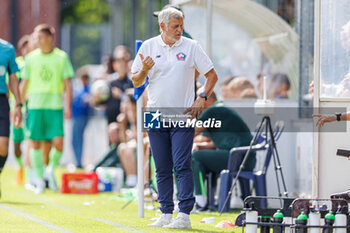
[336, 113, 342, 121]
[16, 103, 23, 108]
[199, 93, 207, 101]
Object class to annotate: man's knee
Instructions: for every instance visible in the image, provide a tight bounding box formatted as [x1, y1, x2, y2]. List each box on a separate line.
[0, 137, 9, 155]
[31, 140, 40, 149]
[52, 137, 63, 151]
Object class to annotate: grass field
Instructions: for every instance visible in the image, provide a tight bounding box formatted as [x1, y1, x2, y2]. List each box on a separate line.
[0, 166, 242, 233]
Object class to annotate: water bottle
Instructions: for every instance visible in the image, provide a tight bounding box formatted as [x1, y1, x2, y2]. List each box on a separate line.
[309, 205, 321, 233]
[272, 210, 284, 233]
[323, 211, 335, 233]
[261, 216, 271, 233]
[114, 167, 124, 192]
[335, 205, 347, 233]
[295, 211, 308, 233]
[245, 203, 258, 233]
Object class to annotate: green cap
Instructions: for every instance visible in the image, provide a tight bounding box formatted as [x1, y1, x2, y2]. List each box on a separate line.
[296, 212, 308, 220]
[273, 210, 284, 218]
[325, 211, 335, 220]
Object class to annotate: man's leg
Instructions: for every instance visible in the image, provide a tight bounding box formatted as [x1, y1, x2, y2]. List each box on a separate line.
[0, 95, 10, 197]
[41, 141, 52, 166]
[45, 109, 64, 191]
[72, 116, 87, 168]
[47, 137, 63, 191]
[170, 127, 195, 215]
[118, 142, 137, 187]
[147, 128, 174, 227]
[163, 127, 194, 229]
[30, 140, 45, 193]
[27, 109, 46, 193]
[0, 137, 9, 198]
[0, 138, 9, 174]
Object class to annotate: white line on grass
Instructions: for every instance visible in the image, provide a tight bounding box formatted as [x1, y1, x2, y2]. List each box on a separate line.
[14, 190, 145, 233]
[94, 218, 145, 233]
[0, 204, 74, 233]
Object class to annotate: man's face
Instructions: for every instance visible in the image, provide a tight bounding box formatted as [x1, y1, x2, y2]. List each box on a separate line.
[37, 31, 53, 48]
[163, 16, 183, 42]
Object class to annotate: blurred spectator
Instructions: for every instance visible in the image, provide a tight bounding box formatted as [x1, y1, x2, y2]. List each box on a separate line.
[228, 77, 255, 99]
[240, 88, 258, 99]
[269, 73, 291, 99]
[105, 46, 133, 124]
[117, 89, 136, 142]
[117, 89, 137, 187]
[101, 55, 115, 80]
[220, 75, 236, 99]
[72, 67, 91, 168]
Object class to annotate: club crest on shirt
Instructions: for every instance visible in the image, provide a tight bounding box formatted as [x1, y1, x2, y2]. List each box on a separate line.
[176, 52, 186, 61]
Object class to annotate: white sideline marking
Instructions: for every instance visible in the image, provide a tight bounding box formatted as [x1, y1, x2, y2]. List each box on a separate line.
[94, 218, 145, 233]
[0, 204, 74, 233]
[14, 190, 144, 232]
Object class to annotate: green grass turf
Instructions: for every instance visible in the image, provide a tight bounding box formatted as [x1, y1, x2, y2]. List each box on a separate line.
[0, 166, 242, 232]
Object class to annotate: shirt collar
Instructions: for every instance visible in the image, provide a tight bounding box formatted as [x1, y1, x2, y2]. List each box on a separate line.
[157, 35, 183, 48]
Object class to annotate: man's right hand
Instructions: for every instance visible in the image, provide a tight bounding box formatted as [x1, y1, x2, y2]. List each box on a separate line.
[139, 53, 155, 72]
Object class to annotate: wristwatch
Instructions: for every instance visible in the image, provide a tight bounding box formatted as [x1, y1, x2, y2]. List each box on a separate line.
[16, 103, 23, 108]
[335, 113, 342, 121]
[199, 93, 207, 101]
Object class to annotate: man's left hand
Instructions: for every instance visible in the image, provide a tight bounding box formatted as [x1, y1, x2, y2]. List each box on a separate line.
[13, 106, 22, 128]
[184, 97, 205, 119]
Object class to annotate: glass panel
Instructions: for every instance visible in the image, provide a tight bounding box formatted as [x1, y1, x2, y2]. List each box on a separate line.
[320, 0, 350, 98]
[182, 0, 299, 99]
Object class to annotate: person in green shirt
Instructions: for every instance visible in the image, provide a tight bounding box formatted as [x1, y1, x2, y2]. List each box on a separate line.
[192, 91, 256, 209]
[21, 24, 74, 193]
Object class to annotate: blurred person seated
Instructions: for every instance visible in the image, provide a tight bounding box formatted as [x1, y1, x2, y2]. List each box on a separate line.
[240, 88, 258, 99]
[105, 46, 134, 124]
[71, 68, 92, 169]
[228, 76, 255, 99]
[192, 90, 256, 209]
[269, 73, 291, 99]
[117, 89, 137, 187]
[117, 89, 152, 188]
[220, 75, 236, 99]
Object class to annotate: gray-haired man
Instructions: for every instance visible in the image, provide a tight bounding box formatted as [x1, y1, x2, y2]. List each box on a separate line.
[131, 7, 217, 229]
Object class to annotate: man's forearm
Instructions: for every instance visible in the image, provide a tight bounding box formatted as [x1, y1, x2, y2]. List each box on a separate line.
[64, 79, 73, 110]
[203, 69, 218, 98]
[9, 74, 21, 104]
[132, 69, 148, 87]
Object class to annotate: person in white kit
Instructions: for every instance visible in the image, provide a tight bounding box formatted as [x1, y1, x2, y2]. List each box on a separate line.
[131, 7, 217, 229]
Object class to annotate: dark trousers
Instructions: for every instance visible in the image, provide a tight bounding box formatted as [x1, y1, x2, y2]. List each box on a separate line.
[147, 127, 195, 214]
[0, 94, 10, 138]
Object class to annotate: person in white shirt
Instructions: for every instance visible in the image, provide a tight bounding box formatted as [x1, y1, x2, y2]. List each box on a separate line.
[131, 7, 217, 229]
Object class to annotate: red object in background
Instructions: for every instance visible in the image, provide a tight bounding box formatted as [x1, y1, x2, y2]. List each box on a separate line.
[61, 172, 99, 194]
